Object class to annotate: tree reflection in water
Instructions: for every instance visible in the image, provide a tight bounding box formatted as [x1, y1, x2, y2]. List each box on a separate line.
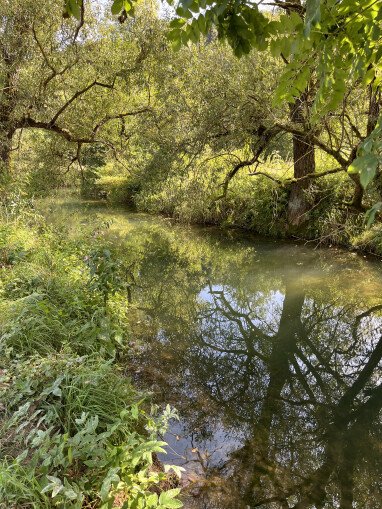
[125, 226, 382, 509]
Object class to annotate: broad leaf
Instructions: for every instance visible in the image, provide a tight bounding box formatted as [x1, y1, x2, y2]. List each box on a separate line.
[111, 0, 124, 15]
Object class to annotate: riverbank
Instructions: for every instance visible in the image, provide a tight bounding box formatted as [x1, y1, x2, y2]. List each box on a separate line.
[94, 174, 382, 258]
[0, 198, 183, 508]
[1, 196, 382, 508]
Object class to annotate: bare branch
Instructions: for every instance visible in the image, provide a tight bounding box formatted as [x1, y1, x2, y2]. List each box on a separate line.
[21, 105, 150, 145]
[262, 1, 305, 14]
[287, 167, 344, 183]
[90, 107, 151, 138]
[249, 171, 282, 184]
[215, 126, 281, 200]
[275, 122, 350, 167]
[32, 24, 55, 73]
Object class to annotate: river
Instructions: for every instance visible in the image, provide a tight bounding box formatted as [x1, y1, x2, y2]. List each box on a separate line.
[41, 198, 382, 509]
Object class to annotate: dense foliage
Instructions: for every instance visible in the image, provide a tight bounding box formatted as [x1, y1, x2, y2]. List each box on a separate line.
[1, 0, 382, 506]
[0, 196, 183, 508]
[3, 0, 381, 236]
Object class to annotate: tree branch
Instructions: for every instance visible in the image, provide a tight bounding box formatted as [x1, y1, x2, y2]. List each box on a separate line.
[49, 79, 116, 126]
[215, 126, 281, 200]
[72, 0, 85, 43]
[21, 106, 150, 144]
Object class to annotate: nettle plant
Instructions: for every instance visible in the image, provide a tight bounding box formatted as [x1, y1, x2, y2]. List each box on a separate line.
[0, 354, 184, 508]
[86, 248, 127, 307]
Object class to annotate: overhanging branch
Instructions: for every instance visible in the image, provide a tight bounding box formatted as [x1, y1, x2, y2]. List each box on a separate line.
[20, 106, 150, 148]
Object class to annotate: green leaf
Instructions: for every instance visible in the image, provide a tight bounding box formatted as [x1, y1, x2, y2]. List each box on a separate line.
[364, 67, 375, 85]
[169, 18, 186, 28]
[146, 493, 159, 508]
[63, 487, 78, 500]
[111, 0, 124, 15]
[197, 14, 207, 35]
[176, 6, 192, 19]
[164, 464, 186, 478]
[123, 0, 132, 13]
[67, 0, 81, 20]
[67, 445, 73, 464]
[365, 201, 382, 227]
[131, 404, 139, 419]
[171, 38, 182, 51]
[159, 489, 182, 508]
[100, 468, 120, 501]
[304, 0, 321, 36]
[348, 154, 379, 189]
[167, 28, 181, 42]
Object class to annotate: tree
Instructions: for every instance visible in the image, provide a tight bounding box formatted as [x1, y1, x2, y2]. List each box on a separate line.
[0, 0, 153, 180]
[166, 0, 382, 211]
[160, 0, 381, 221]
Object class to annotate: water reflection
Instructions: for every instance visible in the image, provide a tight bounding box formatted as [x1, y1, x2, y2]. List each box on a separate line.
[124, 225, 382, 509]
[37, 201, 382, 508]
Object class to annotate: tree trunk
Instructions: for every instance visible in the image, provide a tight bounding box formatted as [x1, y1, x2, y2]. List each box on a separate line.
[0, 9, 30, 178]
[287, 98, 316, 226]
[0, 130, 12, 174]
[349, 173, 364, 211]
[0, 55, 16, 177]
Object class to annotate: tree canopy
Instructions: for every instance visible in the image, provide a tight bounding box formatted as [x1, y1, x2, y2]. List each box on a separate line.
[75, 0, 382, 193]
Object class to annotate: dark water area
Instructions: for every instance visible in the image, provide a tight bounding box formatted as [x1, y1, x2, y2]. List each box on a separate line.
[43, 199, 382, 509]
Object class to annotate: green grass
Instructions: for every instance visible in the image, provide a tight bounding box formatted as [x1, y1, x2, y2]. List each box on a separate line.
[0, 197, 182, 509]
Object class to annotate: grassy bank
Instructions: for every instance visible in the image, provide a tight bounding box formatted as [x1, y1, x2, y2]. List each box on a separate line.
[0, 196, 182, 509]
[93, 168, 382, 258]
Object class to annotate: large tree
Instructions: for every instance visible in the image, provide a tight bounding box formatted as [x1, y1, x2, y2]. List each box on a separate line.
[0, 0, 153, 179]
[128, 0, 380, 223]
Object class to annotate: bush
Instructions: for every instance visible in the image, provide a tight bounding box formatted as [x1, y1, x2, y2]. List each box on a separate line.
[352, 223, 382, 256]
[94, 177, 140, 206]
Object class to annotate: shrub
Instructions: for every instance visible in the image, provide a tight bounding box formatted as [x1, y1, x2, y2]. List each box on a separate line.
[352, 223, 382, 256]
[95, 177, 140, 206]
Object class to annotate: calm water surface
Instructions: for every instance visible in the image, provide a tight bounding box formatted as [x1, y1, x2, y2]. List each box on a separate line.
[44, 200, 382, 509]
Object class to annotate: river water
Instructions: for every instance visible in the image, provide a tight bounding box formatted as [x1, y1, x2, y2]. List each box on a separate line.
[44, 200, 382, 509]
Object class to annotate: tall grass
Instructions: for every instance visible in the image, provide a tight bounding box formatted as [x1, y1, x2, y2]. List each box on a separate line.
[0, 198, 182, 508]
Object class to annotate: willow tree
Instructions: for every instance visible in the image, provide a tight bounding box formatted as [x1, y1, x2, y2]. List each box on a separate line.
[0, 0, 153, 181]
[14, 0, 382, 219]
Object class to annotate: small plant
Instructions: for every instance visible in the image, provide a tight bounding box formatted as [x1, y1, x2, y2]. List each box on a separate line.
[86, 248, 126, 307]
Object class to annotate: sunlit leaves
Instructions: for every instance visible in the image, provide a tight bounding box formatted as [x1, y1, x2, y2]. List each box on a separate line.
[111, 0, 123, 14]
[348, 154, 379, 189]
[348, 118, 382, 189]
[158, 489, 183, 509]
[111, 0, 133, 16]
[165, 0, 270, 57]
[64, 0, 82, 20]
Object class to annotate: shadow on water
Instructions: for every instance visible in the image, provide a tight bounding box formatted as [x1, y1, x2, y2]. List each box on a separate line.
[39, 198, 382, 509]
